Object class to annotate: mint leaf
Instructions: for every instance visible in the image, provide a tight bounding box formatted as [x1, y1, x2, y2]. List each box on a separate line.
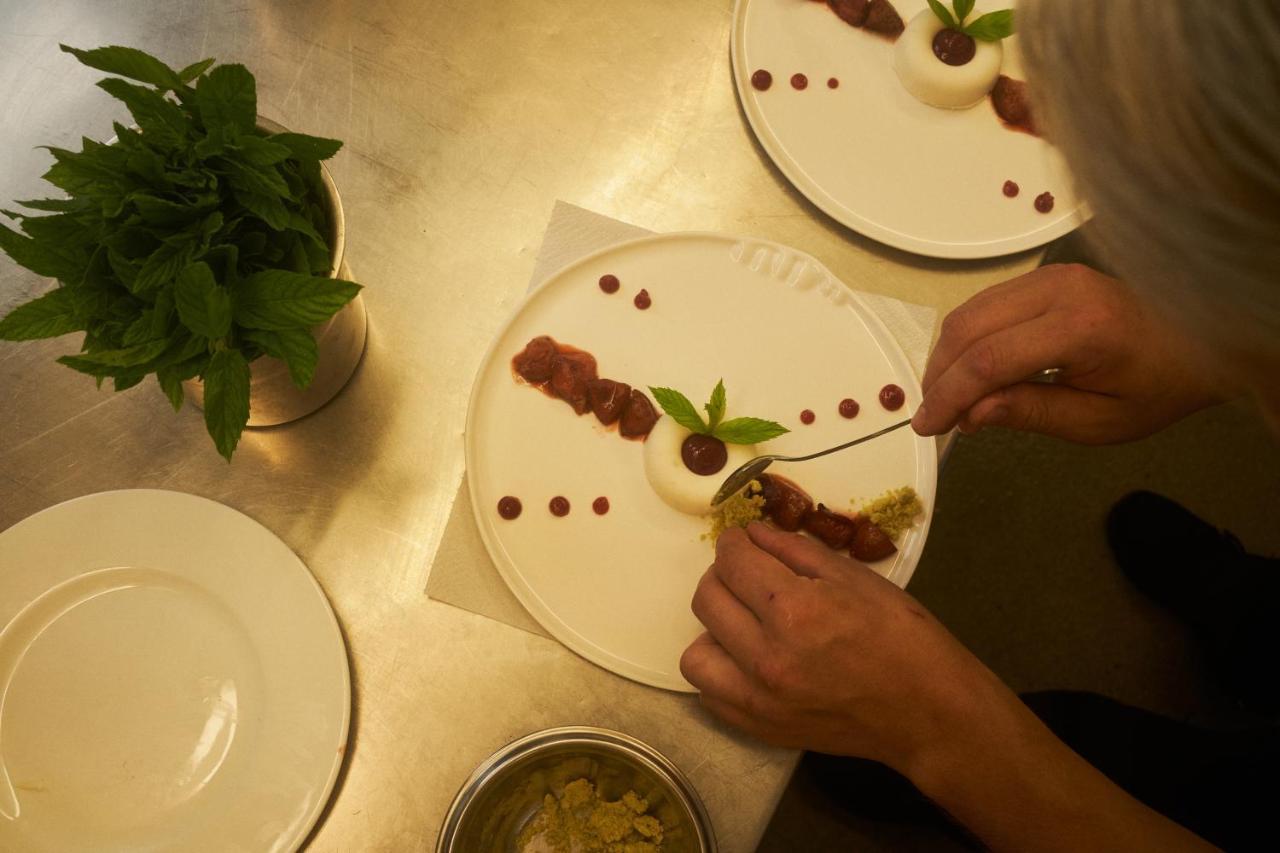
[964, 10, 1014, 40]
[202, 348, 250, 462]
[232, 135, 291, 166]
[649, 386, 707, 434]
[96, 78, 187, 148]
[233, 270, 361, 330]
[953, 0, 975, 25]
[58, 338, 168, 370]
[712, 417, 789, 445]
[926, 0, 957, 29]
[132, 237, 194, 293]
[0, 221, 85, 281]
[156, 366, 186, 410]
[196, 63, 256, 134]
[60, 44, 181, 89]
[705, 379, 726, 430]
[269, 132, 343, 161]
[243, 327, 318, 388]
[175, 262, 232, 339]
[0, 288, 82, 340]
[177, 57, 215, 84]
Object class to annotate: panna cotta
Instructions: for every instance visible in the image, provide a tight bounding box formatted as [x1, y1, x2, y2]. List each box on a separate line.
[893, 10, 1003, 109]
[643, 416, 755, 516]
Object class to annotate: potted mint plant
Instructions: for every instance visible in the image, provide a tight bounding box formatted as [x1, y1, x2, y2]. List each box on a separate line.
[0, 44, 363, 460]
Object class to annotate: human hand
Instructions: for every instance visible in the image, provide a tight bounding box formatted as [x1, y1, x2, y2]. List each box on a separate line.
[680, 523, 1013, 775]
[912, 264, 1229, 444]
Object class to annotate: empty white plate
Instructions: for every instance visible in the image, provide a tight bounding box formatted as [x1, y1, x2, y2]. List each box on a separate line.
[0, 490, 350, 852]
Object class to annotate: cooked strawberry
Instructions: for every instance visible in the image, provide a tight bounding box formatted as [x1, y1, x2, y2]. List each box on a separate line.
[549, 351, 597, 414]
[851, 518, 897, 562]
[863, 0, 904, 38]
[827, 0, 870, 27]
[619, 389, 658, 438]
[991, 75, 1037, 133]
[757, 474, 815, 532]
[802, 504, 858, 550]
[512, 335, 557, 383]
[587, 378, 632, 426]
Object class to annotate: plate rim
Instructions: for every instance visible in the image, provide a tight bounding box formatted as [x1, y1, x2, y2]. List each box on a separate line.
[729, 0, 1087, 259]
[464, 230, 937, 692]
[0, 488, 351, 852]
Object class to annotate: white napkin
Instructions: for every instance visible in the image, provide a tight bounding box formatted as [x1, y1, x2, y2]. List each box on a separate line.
[426, 202, 938, 632]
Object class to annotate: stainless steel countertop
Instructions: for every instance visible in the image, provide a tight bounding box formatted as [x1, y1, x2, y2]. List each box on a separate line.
[0, 2, 1038, 850]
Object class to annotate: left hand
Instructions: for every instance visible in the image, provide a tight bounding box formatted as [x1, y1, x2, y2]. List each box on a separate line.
[680, 523, 1014, 775]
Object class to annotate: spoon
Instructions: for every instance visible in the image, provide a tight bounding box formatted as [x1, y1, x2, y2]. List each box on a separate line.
[710, 418, 914, 507]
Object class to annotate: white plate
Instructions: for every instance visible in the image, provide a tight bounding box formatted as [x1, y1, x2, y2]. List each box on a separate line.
[0, 490, 350, 852]
[466, 233, 937, 691]
[731, 0, 1086, 258]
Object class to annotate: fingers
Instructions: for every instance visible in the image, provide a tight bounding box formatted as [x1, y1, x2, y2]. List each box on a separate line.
[913, 315, 1076, 436]
[679, 631, 758, 708]
[745, 521, 860, 582]
[691, 568, 768, 667]
[712, 527, 798, 615]
[921, 269, 1059, 393]
[959, 383, 1129, 445]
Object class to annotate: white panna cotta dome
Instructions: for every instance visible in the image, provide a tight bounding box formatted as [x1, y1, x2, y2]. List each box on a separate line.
[893, 10, 1003, 109]
[643, 417, 756, 517]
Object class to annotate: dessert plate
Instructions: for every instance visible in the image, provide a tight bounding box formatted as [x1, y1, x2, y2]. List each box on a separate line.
[731, 0, 1086, 258]
[0, 490, 350, 852]
[466, 232, 936, 691]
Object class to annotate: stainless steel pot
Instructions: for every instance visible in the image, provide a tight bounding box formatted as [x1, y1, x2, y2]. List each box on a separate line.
[437, 727, 717, 853]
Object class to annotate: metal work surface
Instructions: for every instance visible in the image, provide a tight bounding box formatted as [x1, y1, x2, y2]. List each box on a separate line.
[0, 2, 1038, 850]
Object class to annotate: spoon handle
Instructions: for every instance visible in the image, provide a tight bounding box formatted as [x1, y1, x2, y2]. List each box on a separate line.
[784, 418, 913, 463]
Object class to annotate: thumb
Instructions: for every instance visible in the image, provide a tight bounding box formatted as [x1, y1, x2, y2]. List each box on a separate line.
[961, 383, 1120, 444]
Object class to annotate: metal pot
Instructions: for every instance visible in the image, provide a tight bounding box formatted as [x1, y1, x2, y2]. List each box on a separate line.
[183, 116, 367, 427]
[437, 727, 717, 853]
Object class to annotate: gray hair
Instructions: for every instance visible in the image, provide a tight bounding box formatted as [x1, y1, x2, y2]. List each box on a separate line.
[1018, 1, 1280, 364]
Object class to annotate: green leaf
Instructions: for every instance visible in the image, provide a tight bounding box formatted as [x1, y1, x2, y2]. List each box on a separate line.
[96, 78, 187, 148]
[0, 288, 82, 340]
[234, 270, 361, 330]
[648, 386, 707, 434]
[41, 146, 125, 196]
[953, 0, 975, 25]
[963, 9, 1015, 41]
[16, 197, 87, 213]
[196, 64, 257, 134]
[58, 337, 168, 371]
[268, 132, 343, 161]
[711, 417, 790, 445]
[926, 0, 957, 29]
[156, 365, 186, 410]
[131, 192, 207, 226]
[177, 57, 215, 84]
[243, 327, 317, 388]
[59, 44, 181, 89]
[0, 221, 86, 280]
[201, 348, 250, 461]
[113, 371, 146, 391]
[232, 135, 291, 166]
[132, 237, 193, 293]
[704, 379, 726, 430]
[174, 262, 232, 339]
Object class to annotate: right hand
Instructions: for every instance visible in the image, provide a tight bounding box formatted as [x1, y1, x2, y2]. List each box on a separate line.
[912, 264, 1230, 444]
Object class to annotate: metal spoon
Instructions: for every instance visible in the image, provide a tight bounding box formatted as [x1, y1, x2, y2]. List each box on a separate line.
[710, 418, 914, 507]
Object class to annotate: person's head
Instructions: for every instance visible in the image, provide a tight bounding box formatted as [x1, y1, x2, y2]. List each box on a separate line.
[1019, 1, 1280, 427]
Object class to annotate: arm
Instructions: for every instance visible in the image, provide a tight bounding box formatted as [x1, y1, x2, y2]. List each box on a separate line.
[912, 264, 1231, 443]
[681, 524, 1217, 852]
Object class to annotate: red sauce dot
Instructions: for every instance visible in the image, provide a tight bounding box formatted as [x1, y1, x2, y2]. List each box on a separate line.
[879, 384, 905, 411]
[1034, 191, 1055, 213]
[791, 73, 808, 90]
[827, 77, 839, 89]
[751, 69, 773, 91]
[592, 497, 610, 515]
[633, 289, 652, 310]
[497, 496, 522, 520]
[800, 409, 816, 425]
[598, 274, 620, 294]
[839, 398, 860, 418]
[1002, 180, 1020, 198]
[549, 496, 570, 517]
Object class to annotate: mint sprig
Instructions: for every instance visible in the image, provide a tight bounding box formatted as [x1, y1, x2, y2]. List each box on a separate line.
[0, 44, 360, 461]
[927, 1, 1015, 42]
[648, 381, 789, 445]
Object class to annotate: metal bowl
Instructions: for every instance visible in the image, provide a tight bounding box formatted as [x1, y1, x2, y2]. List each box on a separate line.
[436, 727, 717, 853]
